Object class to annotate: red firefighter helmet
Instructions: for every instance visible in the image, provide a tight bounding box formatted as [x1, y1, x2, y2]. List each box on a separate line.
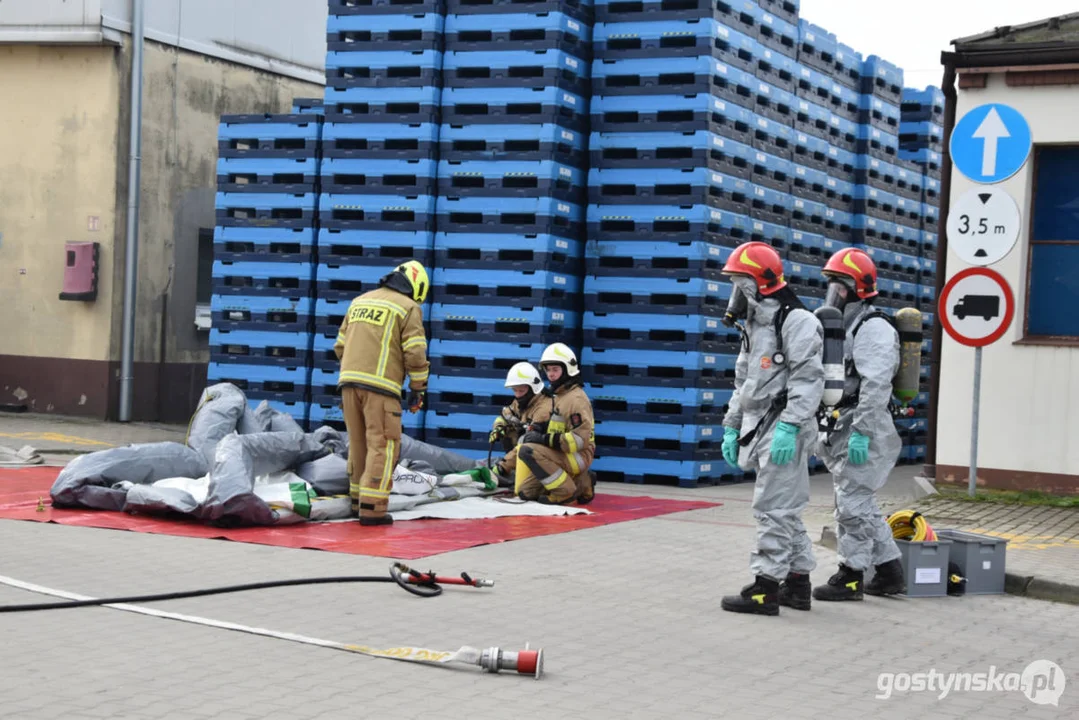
[822, 247, 878, 299]
[720, 241, 787, 296]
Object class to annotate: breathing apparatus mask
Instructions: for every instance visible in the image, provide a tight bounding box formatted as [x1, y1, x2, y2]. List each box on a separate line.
[823, 276, 857, 312]
[722, 275, 761, 327]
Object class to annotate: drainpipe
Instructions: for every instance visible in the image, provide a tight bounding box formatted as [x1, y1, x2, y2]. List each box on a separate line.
[923, 51, 958, 479]
[118, 0, 145, 422]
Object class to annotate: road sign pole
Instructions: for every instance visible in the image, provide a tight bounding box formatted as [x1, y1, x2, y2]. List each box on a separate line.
[969, 346, 982, 497]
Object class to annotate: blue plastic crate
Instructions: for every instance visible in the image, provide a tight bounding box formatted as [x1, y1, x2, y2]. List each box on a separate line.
[583, 310, 739, 353]
[861, 55, 904, 102]
[325, 49, 443, 89]
[759, 0, 798, 24]
[584, 274, 729, 315]
[860, 94, 901, 134]
[587, 382, 731, 423]
[330, 0, 442, 15]
[211, 260, 314, 298]
[854, 154, 900, 189]
[214, 192, 317, 229]
[791, 162, 830, 204]
[898, 147, 942, 177]
[216, 157, 318, 194]
[440, 122, 586, 166]
[825, 173, 856, 212]
[327, 12, 444, 53]
[750, 112, 796, 159]
[319, 193, 437, 232]
[424, 409, 505, 451]
[441, 85, 587, 131]
[918, 257, 937, 283]
[894, 195, 922, 230]
[588, 166, 750, 213]
[216, 114, 321, 159]
[436, 195, 583, 239]
[900, 86, 944, 123]
[794, 96, 833, 142]
[593, 18, 758, 72]
[291, 98, 324, 115]
[317, 228, 433, 267]
[794, 62, 831, 103]
[425, 374, 517, 414]
[431, 267, 579, 308]
[324, 85, 441, 124]
[587, 204, 741, 242]
[209, 329, 312, 367]
[854, 184, 900, 221]
[922, 175, 941, 204]
[756, 44, 798, 93]
[920, 230, 938, 256]
[788, 228, 829, 265]
[210, 294, 313, 333]
[312, 298, 351, 341]
[442, 49, 588, 93]
[594, 0, 740, 23]
[757, 6, 797, 57]
[790, 196, 829, 235]
[750, 147, 793, 191]
[314, 263, 396, 303]
[852, 214, 894, 248]
[438, 159, 584, 201]
[793, 130, 831, 173]
[785, 258, 827, 298]
[590, 93, 753, 143]
[797, 20, 837, 75]
[594, 419, 724, 460]
[895, 165, 921, 200]
[899, 119, 943, 149]
[323, 121, 439, 160]
[826, 143, 858, 179]
[922, 202, 940, 226]
[860, 245, 920, 282]
[822, 206, 854, 241]
[753, 77, 797, 124]
[585, 239, 731, 277]
[430, 303, 577, 343]
[893, 223, 922, 253]
[591, 56, 757, 110]
[591, 455, 741, 486]
[445, 11, 591, 54]
[428, 338, 548, 379]
[590, 130, 755, 178]
[828, 113, 860, 153]
[918, 284, 936, 306]
[212, 226, 315, 264]
[583, 346, 734, 388]
[834, 41, 863, 89]
[207, 362, 309, 403]
[434, 232, 581, 273]
[447, 0, 594, 23]
[320, 157, 437, 196]
[750, 184, 794, 225]
[878, 276, 920, 304]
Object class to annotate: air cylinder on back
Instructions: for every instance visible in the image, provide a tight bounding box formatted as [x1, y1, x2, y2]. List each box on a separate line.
[814, 306, 846, 408]
[892, 307, 924, 404]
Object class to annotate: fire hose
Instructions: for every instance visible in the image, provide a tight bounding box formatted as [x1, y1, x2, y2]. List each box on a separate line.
[887, 509, 937, 541]
[0, 563, 543, 679]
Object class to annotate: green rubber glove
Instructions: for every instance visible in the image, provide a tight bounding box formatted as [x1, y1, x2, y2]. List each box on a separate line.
[848, 431, 870, 466]
[770, 422, 799, 466]
[722, 427, 740, 466]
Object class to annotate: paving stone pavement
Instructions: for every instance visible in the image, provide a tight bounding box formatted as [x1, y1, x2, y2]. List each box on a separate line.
[1, 471, 1076, 719]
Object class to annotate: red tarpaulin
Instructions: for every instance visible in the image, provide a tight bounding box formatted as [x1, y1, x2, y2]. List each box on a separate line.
[0, 467, 718, 559]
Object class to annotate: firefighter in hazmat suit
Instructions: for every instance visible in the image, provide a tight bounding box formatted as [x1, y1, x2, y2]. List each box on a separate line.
[334, 260, 430, 526]
[490, 362, 551, 484]
[811, 248, 905, 601]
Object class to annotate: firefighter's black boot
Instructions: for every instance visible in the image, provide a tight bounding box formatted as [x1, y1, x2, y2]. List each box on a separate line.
[721, 576, 780, 616]
[778, 572, 812, 611]
[865, 559, 905, 596]
[812, 564, 864, 601]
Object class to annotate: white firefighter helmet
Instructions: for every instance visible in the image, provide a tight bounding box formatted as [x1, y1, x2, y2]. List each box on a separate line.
[504, 362, 544, 392]
[539, 343, 580, 377]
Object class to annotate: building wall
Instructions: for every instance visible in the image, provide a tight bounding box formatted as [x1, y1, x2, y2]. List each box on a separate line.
[0, 38, 320, 421]
[937, 72, 1079, 493]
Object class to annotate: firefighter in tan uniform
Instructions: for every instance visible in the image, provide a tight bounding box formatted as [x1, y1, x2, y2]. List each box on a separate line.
[490, 362, 551, 483]
[515, 343, 597, 505]
[334, 260, 430, 526]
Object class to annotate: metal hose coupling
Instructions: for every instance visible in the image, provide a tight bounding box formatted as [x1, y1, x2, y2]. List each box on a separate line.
[479, 644, 544, 679]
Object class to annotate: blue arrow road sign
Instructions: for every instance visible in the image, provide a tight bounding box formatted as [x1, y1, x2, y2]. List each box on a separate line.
[950, 103, 1032, 184]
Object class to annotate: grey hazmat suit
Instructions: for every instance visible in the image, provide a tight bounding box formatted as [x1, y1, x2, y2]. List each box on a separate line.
[723, 282, 825, 582]
[816, 301, 902, 571]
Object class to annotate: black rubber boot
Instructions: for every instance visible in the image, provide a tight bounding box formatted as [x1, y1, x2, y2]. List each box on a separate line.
[812, 565, 864, 601]
[721, 576, 780, 616]
[778, 572, 812, 611]
[865, 559, 905, 596]
[360, 515, 394, 527]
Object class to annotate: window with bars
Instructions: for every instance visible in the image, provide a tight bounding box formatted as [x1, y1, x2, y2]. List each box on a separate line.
[1026, 146, 1079, 338]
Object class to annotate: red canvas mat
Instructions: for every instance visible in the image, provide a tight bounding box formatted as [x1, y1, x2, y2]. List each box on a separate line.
[0, 467, 718, 559]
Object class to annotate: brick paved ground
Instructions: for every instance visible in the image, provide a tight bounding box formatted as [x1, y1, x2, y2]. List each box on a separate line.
[1, 468, 1076, 718]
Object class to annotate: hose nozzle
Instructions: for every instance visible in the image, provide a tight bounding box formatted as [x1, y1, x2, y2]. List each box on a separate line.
[479, 644, 544, 679]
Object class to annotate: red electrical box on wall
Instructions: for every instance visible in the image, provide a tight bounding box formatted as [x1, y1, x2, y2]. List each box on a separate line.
[59, 241, 100, 301]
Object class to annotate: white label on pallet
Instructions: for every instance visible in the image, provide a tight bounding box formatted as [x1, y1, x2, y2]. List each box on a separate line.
[552, 312, 565, 321]
[756, 152, 767, 162]
[563, 94, 576, 105]
[562, 130, 574, 141]
[703, 392, 714, 400]
[712, 173, 723, 184]
[713, 99, 726, 111]
[712, 136, 724, 147]
[707, 282, 718, 292]
[915, 567, 941, 585]
[704, 356, 716, 364]
[708, 247, 720, 257]
[711, 210, 723, 221]
[554, 275, 566, 285]
[560, 167, 572, 178]
[718, 26, 729, 37]
[566, 57, 578, 69]
[556, 240, 568, 249]
[983, 561, 992, 570]
[806, 32, 816, 42]
[701, 428, 713, 436]
[757, 117, 768, 128]
[557, 202, 570, 213]
[795, 167, 806, 176]
[701, 464, 712, 472]
[827, 179, 837, 187]
[755, 187, 766, 197]
[568, 20, 580, 31]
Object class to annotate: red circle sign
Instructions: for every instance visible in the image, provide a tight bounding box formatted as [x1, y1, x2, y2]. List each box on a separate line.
[938, 267, 1015, 347]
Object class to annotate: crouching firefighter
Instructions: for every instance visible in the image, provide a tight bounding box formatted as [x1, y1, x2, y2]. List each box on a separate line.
[811, 248, 906, 600]
[490, 362, 551, 487]
[718, 242, 825, 616]
[515, 343, 597, 505]
[335, 260, 431, 526]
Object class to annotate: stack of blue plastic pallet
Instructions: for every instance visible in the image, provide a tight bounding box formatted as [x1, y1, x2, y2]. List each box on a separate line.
[306, 0, 447, 438]
[208, 113, 324, 426]
[422, 0, 593, 461]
